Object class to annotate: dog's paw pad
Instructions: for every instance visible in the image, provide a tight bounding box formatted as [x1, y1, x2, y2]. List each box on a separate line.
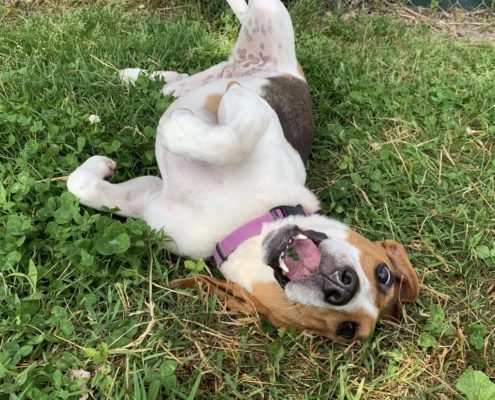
[101, 158, 117, 180]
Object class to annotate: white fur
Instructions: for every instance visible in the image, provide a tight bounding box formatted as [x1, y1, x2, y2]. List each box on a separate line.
[158, 86, 272, 165]
[226, 0, 249, 22]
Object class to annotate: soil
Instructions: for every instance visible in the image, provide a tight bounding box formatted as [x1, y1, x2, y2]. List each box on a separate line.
[377, 2, 495, 45]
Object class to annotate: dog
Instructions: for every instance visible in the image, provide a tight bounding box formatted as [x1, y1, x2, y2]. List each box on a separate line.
[67, 0, 419, 343]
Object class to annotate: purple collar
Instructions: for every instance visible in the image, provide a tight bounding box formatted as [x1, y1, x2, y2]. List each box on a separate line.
[213, 205, 307, 266]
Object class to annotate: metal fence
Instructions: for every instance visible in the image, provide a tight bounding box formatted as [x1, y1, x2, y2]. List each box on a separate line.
[331, 0, 494, 12]
[404, 0, 493, 11]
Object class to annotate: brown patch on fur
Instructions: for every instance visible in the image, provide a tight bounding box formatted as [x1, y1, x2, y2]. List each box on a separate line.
[347, 231, 419, 321]
[296, 62, 305, 78]
[227, 80, 241, 89]
[204, 93, 223, 118]
[172, 275, 260, 314]
[347, 232, 394, 314]
[250, 282, 375, 342]
[172, 276, 375, 343]
[261, 74, 313, 164]
[381, 240, 420, 303]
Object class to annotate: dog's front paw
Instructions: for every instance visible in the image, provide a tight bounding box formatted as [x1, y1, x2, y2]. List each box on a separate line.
[76, 155, 116, 180]
[119, 68, 189, 88]
[119, 68, 145, 86]
[67, 156, 116, 203]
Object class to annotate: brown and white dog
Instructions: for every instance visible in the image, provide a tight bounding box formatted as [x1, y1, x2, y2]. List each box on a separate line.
[67, 0, 419, 342]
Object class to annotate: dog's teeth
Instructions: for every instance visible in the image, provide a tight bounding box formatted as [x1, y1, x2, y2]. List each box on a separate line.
[278, 253, 289, 273]
[294, 234, 307, 240]
[279, 258, 289, 273]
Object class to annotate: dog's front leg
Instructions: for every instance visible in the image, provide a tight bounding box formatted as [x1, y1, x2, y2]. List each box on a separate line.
[119, 63, 232, 98]
[119, 68, 189, 86]
[67, 156, 163, 218]
[157, 84, 271, 165]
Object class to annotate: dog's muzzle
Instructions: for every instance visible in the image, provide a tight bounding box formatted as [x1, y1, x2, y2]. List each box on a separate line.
[264, 227, 360, 306]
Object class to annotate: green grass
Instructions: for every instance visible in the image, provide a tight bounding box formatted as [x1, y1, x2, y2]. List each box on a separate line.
[1, 1, 494, 399]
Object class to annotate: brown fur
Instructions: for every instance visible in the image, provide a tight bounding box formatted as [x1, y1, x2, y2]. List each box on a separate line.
[296, 62, 305, 78]
[261, 75, 314, 164]
[347, 232, 419, 321]
[172, 276, 375, 343]
[204, 93, 223, 118]
[380, 239, 420, 320]
[250, 282, 375, 342]
[204, 82, 242, 120]
[227, 80, 241, 89]
[347, 232, 397, 319]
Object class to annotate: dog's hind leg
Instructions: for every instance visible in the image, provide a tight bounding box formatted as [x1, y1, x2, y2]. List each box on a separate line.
[157, 83, 272, 166]
[226, 0, 248, 23]
[67, 156, 163, 218]
[228, 0, 302, 79]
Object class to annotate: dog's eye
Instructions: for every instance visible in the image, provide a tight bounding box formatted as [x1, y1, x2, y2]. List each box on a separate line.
[336, 321, 358, 340]
[376, 263, 393, 286]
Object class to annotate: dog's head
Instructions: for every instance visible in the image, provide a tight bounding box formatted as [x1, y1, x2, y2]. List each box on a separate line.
[173, 215, 419, 343]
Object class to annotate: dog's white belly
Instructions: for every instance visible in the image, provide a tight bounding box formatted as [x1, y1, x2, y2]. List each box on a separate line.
[143, 122, 317, 259]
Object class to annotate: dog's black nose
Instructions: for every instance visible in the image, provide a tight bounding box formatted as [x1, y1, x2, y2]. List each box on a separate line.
[322, 267, 358, 306]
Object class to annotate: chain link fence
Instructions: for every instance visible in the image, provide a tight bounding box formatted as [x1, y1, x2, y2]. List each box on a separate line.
[330, 0, 493, 12]
[404, 0, 492, 11]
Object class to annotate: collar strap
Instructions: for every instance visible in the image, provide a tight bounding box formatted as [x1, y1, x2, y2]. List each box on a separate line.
[213, 205, 307, 267]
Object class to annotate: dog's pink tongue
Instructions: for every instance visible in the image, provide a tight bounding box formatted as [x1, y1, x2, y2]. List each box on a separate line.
[283, 239, 320, 281]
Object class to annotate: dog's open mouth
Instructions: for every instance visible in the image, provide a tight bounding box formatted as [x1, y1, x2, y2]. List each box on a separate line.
[280, 234, 320, 280]
[264, 226, 327, 288]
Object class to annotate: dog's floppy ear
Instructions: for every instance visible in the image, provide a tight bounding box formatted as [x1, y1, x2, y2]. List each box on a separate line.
[376, 240, 419, 321]
[381, 240, 420, 303]
[171, 275, 270, 316]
